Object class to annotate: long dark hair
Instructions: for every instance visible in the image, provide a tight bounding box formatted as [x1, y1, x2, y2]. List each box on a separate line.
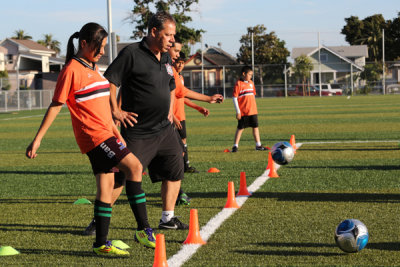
[65, 22, 108, 63]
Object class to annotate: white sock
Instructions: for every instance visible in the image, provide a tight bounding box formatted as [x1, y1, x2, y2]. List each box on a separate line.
[256, 142, 261, 147]
[161, 211, 174, 223]
[233, 144, 238, 148]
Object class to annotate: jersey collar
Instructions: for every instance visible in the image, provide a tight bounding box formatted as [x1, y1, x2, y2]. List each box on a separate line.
[73, 56, 96, 71]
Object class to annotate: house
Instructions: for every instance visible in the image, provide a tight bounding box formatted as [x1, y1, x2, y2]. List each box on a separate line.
[182, 46, 238, 95]
[291, 45, 368, 85]
[0, 38, 64, 90]
[388, 61, 400, 83]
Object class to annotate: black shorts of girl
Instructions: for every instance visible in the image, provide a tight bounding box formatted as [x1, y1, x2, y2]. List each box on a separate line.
[121, 123, 184, 183]
[237, 114, 259, 129]
[86, 136, 131, 175]
[176, 120, 187, 139]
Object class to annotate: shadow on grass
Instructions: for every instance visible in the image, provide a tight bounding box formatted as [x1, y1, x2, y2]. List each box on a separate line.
[17, 248, 102, 257]
[0, 170, 89, 175]
[255, 242, 337, 248]
[250, 192, 400, 203]
[287, 165, 400, 171]
[367, 242, 400, 251]
[234, 249, 342, 257]
[299, 147, 397, 151]
[0, 223, 84, 235]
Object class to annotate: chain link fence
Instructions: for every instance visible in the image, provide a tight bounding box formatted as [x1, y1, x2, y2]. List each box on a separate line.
[0, 89, 54, 112]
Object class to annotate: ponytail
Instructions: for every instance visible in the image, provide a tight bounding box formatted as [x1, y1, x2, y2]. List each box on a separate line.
[64, 23, 108, 64]
[65, 32, 80, 63]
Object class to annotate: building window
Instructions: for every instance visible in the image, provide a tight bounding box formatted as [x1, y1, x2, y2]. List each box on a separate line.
[6, 54, 13, 64]
[208, 72, 216, 87]
[192, 72, 202, 88]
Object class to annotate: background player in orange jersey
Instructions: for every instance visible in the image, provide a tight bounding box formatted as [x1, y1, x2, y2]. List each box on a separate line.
[26, 23, 154, 256]
[231, 66, 268, 153]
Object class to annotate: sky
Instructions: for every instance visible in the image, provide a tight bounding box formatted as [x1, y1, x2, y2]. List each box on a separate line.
[1, 0, 399, 60]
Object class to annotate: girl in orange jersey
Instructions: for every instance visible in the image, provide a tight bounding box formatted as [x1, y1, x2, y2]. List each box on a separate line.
[231, 66, 268, 152]
[26, 23, 154, 256]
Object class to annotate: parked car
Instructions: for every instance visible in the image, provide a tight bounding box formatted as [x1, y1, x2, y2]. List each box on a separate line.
[386, 84, 400, 94]
[276, 84, 330, 96]
[314, 84, 343, 96]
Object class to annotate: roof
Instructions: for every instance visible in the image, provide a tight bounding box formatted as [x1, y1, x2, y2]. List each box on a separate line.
[97, 42, 133, 66]
[203, 46, 237, 65]
[8, 38, 55, 53]
[292, 45, 368, 59]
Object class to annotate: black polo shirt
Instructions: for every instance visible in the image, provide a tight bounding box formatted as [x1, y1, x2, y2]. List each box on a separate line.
[104, 38, 176, 138]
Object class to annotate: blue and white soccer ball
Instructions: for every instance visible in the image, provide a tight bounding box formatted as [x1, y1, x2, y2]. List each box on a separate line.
[271, 141, 294, 165]
[335, 219, 369, 253]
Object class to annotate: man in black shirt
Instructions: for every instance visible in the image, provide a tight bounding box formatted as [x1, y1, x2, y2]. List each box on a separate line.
[106, 11, 188, 231]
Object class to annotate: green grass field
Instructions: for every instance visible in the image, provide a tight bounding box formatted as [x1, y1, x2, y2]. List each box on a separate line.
[0, 95, 399, 266]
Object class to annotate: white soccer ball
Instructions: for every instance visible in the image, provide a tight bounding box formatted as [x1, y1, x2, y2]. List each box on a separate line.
[335, 219, 369, 253]
[271, 141, 294, 165]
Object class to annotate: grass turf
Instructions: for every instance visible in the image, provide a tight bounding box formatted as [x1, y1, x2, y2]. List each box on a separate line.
[0, 95, 399, 266]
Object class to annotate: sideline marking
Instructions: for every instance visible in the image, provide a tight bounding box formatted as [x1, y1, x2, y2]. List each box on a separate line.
[167, 143, 302, 267]
[303, 140, 398, 144]
[0, 112, 70, 121]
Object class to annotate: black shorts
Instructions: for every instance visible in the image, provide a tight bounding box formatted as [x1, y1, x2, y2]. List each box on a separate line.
[237, 114, 259, 129]
[120, 124, 184, 183]
[176, 120, 187, 139]
[86, 136, 131, 175]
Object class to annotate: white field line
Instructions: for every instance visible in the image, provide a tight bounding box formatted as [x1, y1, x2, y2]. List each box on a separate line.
[0, 112, 70, 121]
[167, 143, 303, 267]
[303, 140, 398, 144]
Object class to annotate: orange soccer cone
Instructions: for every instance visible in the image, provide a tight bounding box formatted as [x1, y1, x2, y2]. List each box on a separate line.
[183, 209, 206, 245]
[266, 152, 279, 178]
[224, 181, 240, 208]
[290, 134, 297, 153]
[208, 167, 220, 173]
[237, 172, 251, 196]
[153, 234, 168, 267]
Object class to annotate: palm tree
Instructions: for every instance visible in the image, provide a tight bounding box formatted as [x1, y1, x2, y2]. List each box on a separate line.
[12, 29, 32, 40]
[38, 34, 61, 55]
[293, 55, 313, 95]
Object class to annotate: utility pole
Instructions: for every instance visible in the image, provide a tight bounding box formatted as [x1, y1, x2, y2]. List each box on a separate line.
[382, 29, 385, 95]
[107, 0, 113, 65]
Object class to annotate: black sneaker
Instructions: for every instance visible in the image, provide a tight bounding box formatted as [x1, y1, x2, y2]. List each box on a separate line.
[255, 145, 268, 151]
[83, 218, 96, 236]
[159, 217, 189, 230]
[231, 146, 238, 152]
[184, 166, 199, 173]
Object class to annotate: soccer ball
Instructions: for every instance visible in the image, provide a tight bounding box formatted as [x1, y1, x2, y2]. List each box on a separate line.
[334, 219, 369, 253]
[271, 141, 294, 165]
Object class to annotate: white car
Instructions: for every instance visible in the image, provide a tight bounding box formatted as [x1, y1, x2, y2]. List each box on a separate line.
[314, 84, 343, 96]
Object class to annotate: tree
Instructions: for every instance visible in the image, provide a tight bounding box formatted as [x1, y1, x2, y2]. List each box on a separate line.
[341, 14, 400, 62]
[127, 0, 204, 56]
[38, 34, 61, 55]
[292, 55, 313, 95]
[12, 29, 32, 40]
[237, 24, 290, 83]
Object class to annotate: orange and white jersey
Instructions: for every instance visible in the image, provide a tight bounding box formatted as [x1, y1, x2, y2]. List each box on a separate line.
[52, 57, 114, 154]
[232, 79, 258, 116]
[173, 68, 189, 121]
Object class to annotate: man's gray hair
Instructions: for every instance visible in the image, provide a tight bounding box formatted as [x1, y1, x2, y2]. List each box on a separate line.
[148, 11, 176, 33]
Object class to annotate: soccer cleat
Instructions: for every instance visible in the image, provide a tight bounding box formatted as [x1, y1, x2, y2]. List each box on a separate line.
[176, 192, 191, 206]
[255, 145, 268, 151]
[231, 146, 238, 153]
[159, 216, 189, 230]
[83, 218, 96, 236]
[184, 165, 199, 173]
[93, 240, 129, 256]
[135, 228, 156, 248]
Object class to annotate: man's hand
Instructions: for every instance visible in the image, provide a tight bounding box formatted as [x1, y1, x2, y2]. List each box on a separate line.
[236, 113, 241, 120]
[112, 109, 138, 128]
[26, 139, 40, 159]
[209, 94, 224, 104]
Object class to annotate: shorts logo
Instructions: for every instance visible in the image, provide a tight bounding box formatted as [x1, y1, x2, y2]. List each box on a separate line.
[100, 142, 116, 159]
[165, 63, 173, 76]
[116, 139, 126, 150]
